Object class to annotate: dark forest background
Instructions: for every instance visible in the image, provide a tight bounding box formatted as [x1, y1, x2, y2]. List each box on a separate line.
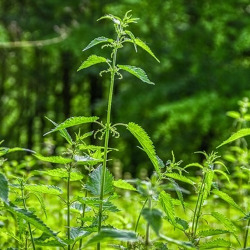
[1, 0, 250, 176]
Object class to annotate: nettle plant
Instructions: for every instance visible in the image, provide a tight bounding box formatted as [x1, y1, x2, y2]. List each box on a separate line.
[0, 11, 164, 250]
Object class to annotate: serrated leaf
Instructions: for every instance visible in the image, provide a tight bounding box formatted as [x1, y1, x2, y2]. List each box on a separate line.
[44, 116, 99, 136]
[127, 123, 160, 175]
[86, 228, 138, 245]
[77, 55, 107, 71]
[37, 168, 83, 181]
[184, 163, 204, 169]
[169, 179, 185, 211]
[159, 191, 176, 226]
[198, 229, 230, 237]
[127, 38, 160, 62]
[159, 234, 194, 249]
[217, 128, 250, 148]
[82, 37, 113, 51]
[175, 217, 189, 231]
[86, 165, 113, 196]
[70, 227, 91, 241]
[203, 170, 214, 201]
[0, 147, 34, 157]
[165, 173, 195, 185]
[74, 155, 102, 166]
[34, 154, 73, 164]
[142, 208, 162, 235]
[34, 233, 65, 247]
[113, 179, 136, 191]
[226, 111, 240, 119]
[211, 212, 236, 233]
[118, 65, 154, 85]
[25, 184, 62, 195]
[213, 170, 230, 183]
[97, 14, 121, 24]
[199, 238, 231, 249]
[45, 116, 72, 144]
[0, 172, 8, 204]
[7, 203, 65, 245]
[212, 189, 244, 214]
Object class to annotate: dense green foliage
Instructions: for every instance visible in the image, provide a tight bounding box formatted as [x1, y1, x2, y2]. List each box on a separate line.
[1, 0, 250, 171]
[0, 2, 250, 250]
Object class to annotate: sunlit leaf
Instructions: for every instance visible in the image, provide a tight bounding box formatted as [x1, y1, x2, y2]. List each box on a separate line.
[217, 128, 250, 148]
[159, 234, 194, 249]
[83, 37, 113, 51]
[44, 116, 99, 135]
[34, 154, 73, 164]
[77, 55, 107, 71]
[198, 229, 230, 238]
[37, 168, 83, 181]
[212, 189, 244, 214]
[25, 184, 62, 195]
[165, 173, 195, 185]
[113, 179, 136, 191]
[127, 123, 160, 175]
[118, 65, 154, 85]
[199, 238, 231, 249]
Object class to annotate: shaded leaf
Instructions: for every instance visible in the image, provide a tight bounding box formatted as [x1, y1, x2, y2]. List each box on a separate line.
[160, 234, 194, 249]
[0, 172, 8, 204]
[70, 227, 91, 241]
[175, 217, 189, 231]
[86, 165, 113, 196]
[86, 228, 138, 245]
[142, 208, 162, 235]
[118, 65, 154, 85]
[127, 123, 160, 175]
[44, 116, 99, 136]
[113, 179, 136, 191]
[82, 37, 113, 51]
[77, 55, 107, 71]
[217, 128, 250, 148]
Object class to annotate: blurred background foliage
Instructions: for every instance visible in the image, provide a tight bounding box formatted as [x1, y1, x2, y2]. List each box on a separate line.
[1, 0, 250, 176]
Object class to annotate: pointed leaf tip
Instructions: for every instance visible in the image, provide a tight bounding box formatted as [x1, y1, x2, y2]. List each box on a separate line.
[82, 37, 113, 52]
[77, 55, 107, 71]
[217, 128, 250, 148]
[118, 65, 154, 85]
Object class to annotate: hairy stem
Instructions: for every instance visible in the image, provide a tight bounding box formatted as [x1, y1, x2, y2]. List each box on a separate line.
[21, 185, 36, 250]
[191, 173, 206, 237]
[244, 218, 250, 248]
[135, 198, 148, 233]
[145, 198, 152, 248]
[97, 39, 119, 250]
[67, 167, 72, 250]
[79, 189, 88, 250]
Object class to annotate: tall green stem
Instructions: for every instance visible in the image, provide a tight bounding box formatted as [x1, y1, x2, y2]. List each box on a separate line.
[145, 198, 152, 248]
[244, 218, 250, 248]
[97, 40, 119, 250]
[21, 185, 36, 250]
[134, 198, 148, 233]
[79, 189, 88, 250]
[67, 167, 71, 250]
[191, 173, 206, 237]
